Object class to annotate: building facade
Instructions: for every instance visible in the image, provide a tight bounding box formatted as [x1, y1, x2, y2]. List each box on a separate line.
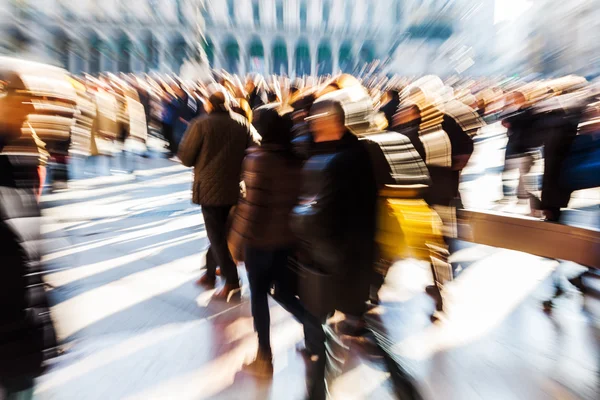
[0, 0, 198, 74]
[199, 0, 401, 77]
[199, 0, 498, 78]
[0, 0, 501, 78]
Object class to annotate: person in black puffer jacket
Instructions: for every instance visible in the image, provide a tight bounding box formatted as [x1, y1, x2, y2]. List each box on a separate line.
[229, 104, 305, 378]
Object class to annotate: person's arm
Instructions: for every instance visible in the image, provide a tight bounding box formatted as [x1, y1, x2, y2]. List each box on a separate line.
[177, 118, 204, 167]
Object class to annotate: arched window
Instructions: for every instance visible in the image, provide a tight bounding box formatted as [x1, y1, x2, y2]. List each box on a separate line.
[176, 0, 185, 24]
[227, 0, 235, 24]
[272, 39, 288, 75]
[299, 1, 307, 30]
[295, 41, 310, 76]
[323, 0, 331, 28]
[367, 1, 375, 24]
[359, 42, 375, 66]
[224, 38, 240, 73]
[345, 0, 353, 24]
[339, 42, 354, 73]
[172, 37, 187, 72]
[117, 34, 132, 73]
[89, 35, 102, 75]
[395, 0, 402, 21]
[203, 37, 215, 66]
[253, 0, 260, 27]
[276, 1, 284, 29]
[317, 43, 332, 75]
[248, 38, 264, 73]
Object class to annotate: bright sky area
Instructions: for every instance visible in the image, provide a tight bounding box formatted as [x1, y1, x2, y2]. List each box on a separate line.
[494, 0, 533, 24]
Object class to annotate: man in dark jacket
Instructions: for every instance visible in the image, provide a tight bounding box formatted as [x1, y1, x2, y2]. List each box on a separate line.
[291, 97, 378, 400]
[178, 87, 260, 299]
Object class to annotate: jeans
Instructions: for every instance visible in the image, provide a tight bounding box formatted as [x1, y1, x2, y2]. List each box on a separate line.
[245, 245, 327, 399]
[201, 205, 238, 285]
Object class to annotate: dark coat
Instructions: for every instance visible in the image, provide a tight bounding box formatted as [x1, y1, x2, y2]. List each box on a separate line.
[290, 132, 378, 316]
[230, 145, 302, 254]
[0, 182, 57, 388]
[501, 107, 538, 158]
[229, 105, 301, 257]
[178, 110, 261, 206]
[533, 105, 582, 210]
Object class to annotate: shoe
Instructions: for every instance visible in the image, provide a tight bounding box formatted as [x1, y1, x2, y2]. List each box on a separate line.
[334, 318, 368, 337]
[196, 273, 216, 288]
[425, 285, 444, 312]
[213, 282, 241, 301]
[296, 343, 318, 362]
[242, 353, 273, 379]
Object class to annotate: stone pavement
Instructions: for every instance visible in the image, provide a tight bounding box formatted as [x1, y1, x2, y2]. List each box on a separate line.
[34, 152, 599, 399]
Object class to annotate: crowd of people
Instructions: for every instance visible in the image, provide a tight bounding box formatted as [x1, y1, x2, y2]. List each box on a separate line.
[2, 54, 600, 399]
[172, 70, 600, 399]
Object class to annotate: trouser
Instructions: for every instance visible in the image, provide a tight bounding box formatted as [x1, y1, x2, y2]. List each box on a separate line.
[245, 246, 290, 357]
[162, 124, 176, 154]
[204, 244, 216, 271]
[201, 205, 238, 285]
[503, 154, 534, 199]
[0, 378, 34, 400]
[245, 246, 324, 355]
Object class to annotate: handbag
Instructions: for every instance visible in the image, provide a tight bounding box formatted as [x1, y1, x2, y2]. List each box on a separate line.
[287, 256, 335, 319]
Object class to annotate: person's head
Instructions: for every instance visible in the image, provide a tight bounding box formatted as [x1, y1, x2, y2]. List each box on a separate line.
[504, 91, 527, 110]
[245, 78, 256, 94]
[0, 71, 34, 147]
[267, 90, 279, 103]
[307, 99, 346, 143]
[252, 104, 292, 147]
[205, 84, 230, 113]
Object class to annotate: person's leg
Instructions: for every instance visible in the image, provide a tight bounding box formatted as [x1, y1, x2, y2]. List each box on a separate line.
[245, 246, 273, 359]
[200, 207, 221, 280]
[2, 378, 34, 400]
[517, 154, 534, 200]
[271, 251, 322, 354]
[202, 206, 239, 290]
[215, 206, 239, 285]
[305, 315, 327, 400]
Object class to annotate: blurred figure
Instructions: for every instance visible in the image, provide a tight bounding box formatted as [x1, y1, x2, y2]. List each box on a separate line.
[289, 90, 317, 161]
[245, 76, 266, 110]
[178, 86, 260, 300]
[228, 104, 302, 378]
[379, 86, 401, 127]
[160, 86, 179, 156]
[291, 98, 378, 399]
[172, 82, 198, 156]
[1, 72, 57, 399]
[532, 88, 585, 222]
[499, 91, 538, 209]
[392, 82, 481, 316]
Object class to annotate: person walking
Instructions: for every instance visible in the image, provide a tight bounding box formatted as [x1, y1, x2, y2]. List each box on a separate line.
[228, 103, 303, 377]
[1, 76, 57, 400]
[291, 97, 378, 399]
[178, 86, 261, 300]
